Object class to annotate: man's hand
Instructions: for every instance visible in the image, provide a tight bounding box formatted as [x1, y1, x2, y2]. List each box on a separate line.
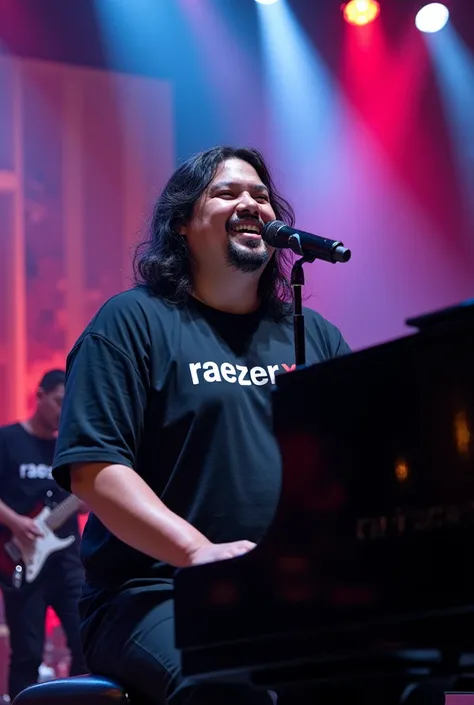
[186, 540, 256, 566]
[10, 515, 43, 550]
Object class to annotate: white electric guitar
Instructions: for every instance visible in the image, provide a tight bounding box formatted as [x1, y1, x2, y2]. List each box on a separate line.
[0, 495, 82, 589]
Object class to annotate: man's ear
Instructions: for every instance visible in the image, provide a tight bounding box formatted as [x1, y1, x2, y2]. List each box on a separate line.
[176, 220, 187, 237]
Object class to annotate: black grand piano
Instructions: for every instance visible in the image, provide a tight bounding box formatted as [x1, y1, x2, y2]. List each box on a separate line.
[174, 301, 474, 700]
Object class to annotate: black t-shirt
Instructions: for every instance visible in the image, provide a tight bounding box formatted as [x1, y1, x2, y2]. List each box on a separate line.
[52, 286, 351, 590]
[0, 423, 80, 549]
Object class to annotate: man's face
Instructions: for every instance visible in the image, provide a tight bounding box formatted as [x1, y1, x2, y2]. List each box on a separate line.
[181, 158, 277, 275]
[37, 384, 64, 432]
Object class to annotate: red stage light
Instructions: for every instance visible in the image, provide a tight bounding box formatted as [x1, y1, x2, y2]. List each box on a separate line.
[342, 0, 381, 27]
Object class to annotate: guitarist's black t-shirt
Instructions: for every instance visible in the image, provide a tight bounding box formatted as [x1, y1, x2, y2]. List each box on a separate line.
[0, 423, 80, 553]
[52, 286, 351, 592]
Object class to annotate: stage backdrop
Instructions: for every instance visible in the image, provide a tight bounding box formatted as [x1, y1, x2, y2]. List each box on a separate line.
[0, 55, 174, 424]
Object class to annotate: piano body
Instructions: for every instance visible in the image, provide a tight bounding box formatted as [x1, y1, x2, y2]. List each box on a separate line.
[174, 300, 474, 695]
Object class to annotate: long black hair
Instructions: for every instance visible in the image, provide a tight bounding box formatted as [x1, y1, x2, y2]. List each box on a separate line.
[133, 146, 295, 319]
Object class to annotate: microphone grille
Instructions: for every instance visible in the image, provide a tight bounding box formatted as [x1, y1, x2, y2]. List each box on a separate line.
[261, 220, 286, 246]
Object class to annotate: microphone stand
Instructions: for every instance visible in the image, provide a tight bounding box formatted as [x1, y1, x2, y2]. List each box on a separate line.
[291, 253, 317, 367]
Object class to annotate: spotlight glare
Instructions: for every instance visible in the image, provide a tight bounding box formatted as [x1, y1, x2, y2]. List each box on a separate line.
[342, 0, 380, 27]
[415, 3, 449, 33]
[255, 0, 279, 5]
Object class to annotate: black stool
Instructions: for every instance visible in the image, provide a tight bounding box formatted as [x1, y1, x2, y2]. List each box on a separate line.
[11, 675, 131, 705]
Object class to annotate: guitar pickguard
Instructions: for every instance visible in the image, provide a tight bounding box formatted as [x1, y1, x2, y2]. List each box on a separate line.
[22, 507, 76, 583]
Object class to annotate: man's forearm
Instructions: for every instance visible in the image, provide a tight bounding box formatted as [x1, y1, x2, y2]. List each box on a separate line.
[70, 462, 210, 567]
[0, 499, 20, 530]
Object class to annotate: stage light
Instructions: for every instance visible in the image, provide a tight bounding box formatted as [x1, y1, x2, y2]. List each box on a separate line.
[255, 0, 279, 5]
[415, 3, 449, 33]
[342, 0, 381, 27]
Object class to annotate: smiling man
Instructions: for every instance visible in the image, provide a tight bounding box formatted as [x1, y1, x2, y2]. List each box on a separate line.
[52, 146, 351, 705]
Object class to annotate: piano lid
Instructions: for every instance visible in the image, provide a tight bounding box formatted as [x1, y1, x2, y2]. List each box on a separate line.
[405, 298, 474, 331]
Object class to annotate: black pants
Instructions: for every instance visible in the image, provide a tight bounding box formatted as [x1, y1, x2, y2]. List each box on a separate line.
[2, 554, 86, 699]
[80, 582, 276, 705]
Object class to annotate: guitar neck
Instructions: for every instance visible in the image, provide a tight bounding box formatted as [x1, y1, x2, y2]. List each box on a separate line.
[45, 495, 82, 531]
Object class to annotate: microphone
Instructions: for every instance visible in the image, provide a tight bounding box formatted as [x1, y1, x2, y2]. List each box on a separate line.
[261, 220, 351, 264]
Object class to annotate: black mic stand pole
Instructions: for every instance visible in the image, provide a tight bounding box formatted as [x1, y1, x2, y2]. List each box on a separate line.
[291, 252, 317, 367]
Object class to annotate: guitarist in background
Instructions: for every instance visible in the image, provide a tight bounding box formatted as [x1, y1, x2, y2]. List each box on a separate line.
[0, 369, 86, 700]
